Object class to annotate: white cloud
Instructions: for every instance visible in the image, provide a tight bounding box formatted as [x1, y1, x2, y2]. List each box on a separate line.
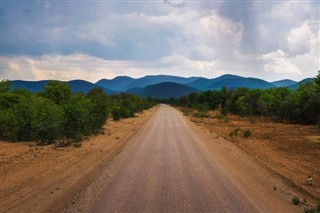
[287, 22, 312, 55]
[259, 50, 302, 75]
[1, 54, 142, 82]
[162, 54, 216, 71]
[268, 2, 311, 20]
[200, 12, 242, 41]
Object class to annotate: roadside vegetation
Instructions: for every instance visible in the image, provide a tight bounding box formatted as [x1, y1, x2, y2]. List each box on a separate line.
[0, 80, 155, 146]
[173, 71, 320, 126]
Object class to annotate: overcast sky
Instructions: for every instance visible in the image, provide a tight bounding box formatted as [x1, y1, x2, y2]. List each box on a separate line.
[0, 0, 319, 82]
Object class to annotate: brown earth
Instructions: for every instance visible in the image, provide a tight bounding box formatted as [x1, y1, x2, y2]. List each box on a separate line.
[0, 106, 159, 213]
[186, 109, 320, 207]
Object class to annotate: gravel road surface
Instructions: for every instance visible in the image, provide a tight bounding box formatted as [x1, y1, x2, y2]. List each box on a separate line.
[86, 105, 272, 212]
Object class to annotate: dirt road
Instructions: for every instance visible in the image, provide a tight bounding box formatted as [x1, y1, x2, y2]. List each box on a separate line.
[69, 104, 292, 212]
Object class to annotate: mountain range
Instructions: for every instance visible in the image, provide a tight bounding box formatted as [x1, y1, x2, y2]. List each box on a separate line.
[11, 80, 114, 94]
[10, 74, 314, 98]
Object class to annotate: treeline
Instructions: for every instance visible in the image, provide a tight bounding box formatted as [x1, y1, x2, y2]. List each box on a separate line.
[0, 80, 156, 145]
[171, 72, 320, 125]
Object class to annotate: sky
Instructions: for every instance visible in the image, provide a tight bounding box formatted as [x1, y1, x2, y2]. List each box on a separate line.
[0, 0, 319, 82]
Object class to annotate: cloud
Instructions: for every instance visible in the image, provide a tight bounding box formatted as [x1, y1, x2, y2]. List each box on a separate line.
[1, 1, 319, 81]
[287, 22, 312, 55]
[1, 54, 142, 82]
[163, 0, 186, 8]
[162, 54, 216, 71]
[259, 50, 302, 75]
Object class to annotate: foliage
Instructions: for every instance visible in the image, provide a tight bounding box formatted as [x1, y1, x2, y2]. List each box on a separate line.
[292, 196, 300, 205]
[0, 80, 12, 93]
[172, 75, 319, 125]
[0, 81, 155, 145]
[243, 129, 251, 138]
[193, 112, 209, 118]
[42, 80, 71, 104]
[229, 128, 241, 137]
[31, 97, 64, 144]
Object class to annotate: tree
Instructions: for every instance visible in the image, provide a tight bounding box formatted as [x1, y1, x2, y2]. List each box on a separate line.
[315, 70, 320, 91]
[63, 94, 92, 140]
[31, 97, 64, 144]
[87, 88, 109, 133]
[43, 81, 71, 104]
[0, 80, 11, 93]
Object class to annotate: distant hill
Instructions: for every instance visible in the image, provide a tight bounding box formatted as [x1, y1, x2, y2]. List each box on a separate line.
[95, 75, 199, 92]
[207, 77, 275, 90]
[68, 80, 114, 94]
[10, 75, 313, 98]
[272, 79, 297, 87]
[186, 78, 213, 90]
[127, 82, 198, 99]
[288, 78, 315, 90]
[11, 80, 114, 95]
[11, 80, 49, 93]
[96, 76, 135, 92]
[186, 74, 242, 90]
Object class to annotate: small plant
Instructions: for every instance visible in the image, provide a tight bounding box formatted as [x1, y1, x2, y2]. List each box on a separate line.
[248, 116, 256, 124]
[304, 205, 320, 213]
[214, 114, 229, 122]
[73, 142, 82, 148]
[243, 129, 251, 138]
[292, 196, 300, 205]
[229, 128, 241, 137]
[194, 112, 209, 118]
[304, 208, 316, 213]
[181, 108, 192, 116]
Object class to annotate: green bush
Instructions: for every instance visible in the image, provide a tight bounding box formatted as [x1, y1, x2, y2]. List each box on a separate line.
[304, 205, 320, 213]
[174, 72, 320, 125]
[229, 128, 241, 137]
[243, 129, 251, 138]
[292, 196, 300, 205]
[63, 94, 91, 140]
[0, 81, 155, 146]
[194, 112, 209, 118]
[31, 97, 64, 144]
[73, 142, 82, 148]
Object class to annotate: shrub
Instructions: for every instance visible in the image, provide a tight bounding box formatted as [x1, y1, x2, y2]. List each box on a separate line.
[73, 142, 82, 148]
[292, 196, 300, 205]
[31, 97, 64, 145]
[181, 108, 192, 116]
[229, 128, 241, 137]
[304, 205, 320, 213]
[243, 129, 251, 138]
[63, 95, 92, 140]
[112, 107, 122, 121]
[194, 112, 209, 118]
